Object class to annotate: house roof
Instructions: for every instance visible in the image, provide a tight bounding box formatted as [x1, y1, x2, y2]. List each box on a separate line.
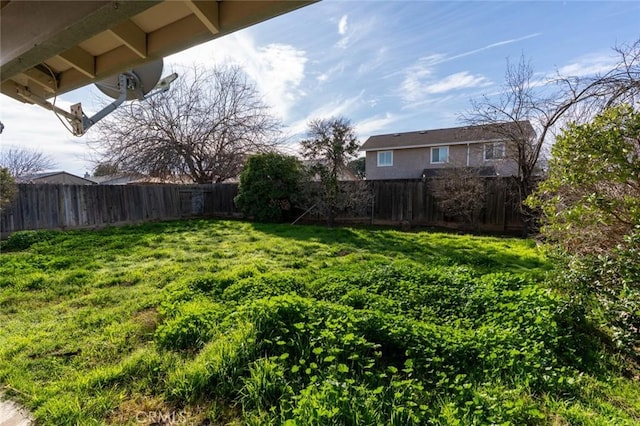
[91, 173, 200, 185]
[17, 171, 96, 184]
[360, 121, 535, 152]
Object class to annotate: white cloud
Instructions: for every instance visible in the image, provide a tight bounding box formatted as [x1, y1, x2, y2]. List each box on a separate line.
[421, 72, 490, 95]
[0, 96, 93, 175]
[252, 43, 308, 115]
[338, 15, 349, 35]
[315, 61, 346, 84]
[394, 33, 540, 81]
[336, 36, 350, 50]
[557, 52, 617, 77]
[400, 53, 491, 104]
[440, 33, 541, 65]
[285, 92, 365, 137]
[355, 113, 399, 138]
[335, 15, 377, 50]
[357, 47, 388, 76]
[167, 32, 308, 120]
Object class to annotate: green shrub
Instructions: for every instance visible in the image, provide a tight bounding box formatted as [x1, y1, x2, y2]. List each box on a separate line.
[527, 104, 640, 256]
[551, 228, 640, 358]
[1, 230, 58, 251]
[288, 379, 390, 425]
[235, 153, 305, 222]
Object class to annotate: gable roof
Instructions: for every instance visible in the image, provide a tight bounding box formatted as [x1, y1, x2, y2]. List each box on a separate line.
[17, 171, 96, 185]
[360, 121, 535, 151]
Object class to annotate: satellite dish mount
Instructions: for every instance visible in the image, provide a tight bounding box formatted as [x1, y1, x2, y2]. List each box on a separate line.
[15, 59, 177, 136]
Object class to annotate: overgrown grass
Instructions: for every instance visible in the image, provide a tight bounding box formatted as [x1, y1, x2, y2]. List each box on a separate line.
[0, 220, 638, 424]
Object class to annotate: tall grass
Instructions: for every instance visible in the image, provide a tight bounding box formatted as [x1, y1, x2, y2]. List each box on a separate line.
[0, 220, 638, 424]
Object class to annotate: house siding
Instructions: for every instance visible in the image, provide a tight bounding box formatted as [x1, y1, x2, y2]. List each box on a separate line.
[365, 143, 519, 180]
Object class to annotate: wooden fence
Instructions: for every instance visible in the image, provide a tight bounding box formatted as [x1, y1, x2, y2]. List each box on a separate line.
[0, 179, 524, 237]
[366, 179, 523, 233]
[0, 184, 240, 237]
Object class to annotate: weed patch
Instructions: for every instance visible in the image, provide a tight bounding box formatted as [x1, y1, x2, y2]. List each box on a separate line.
[0, 220, 637, 424]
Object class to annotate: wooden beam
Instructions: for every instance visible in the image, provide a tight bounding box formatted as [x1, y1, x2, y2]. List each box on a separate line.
[57, 46, 95, 78]
[219, 1, 314, 32]
[147, 14, 211, 58]
[22, 66, 58, 94]
[2, 1, 316, 98]
[186, 0, 220, 35]
[1, 1, 161, 81]
[108, 20, 147, 59]
[95, 45, 141, 78]
[2, 80, 51, 104]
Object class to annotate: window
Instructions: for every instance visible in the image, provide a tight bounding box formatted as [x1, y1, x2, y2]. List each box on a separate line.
[484, 142, 505, 160]
[431, 146, 448, 164]
[377, 151, 393, 167]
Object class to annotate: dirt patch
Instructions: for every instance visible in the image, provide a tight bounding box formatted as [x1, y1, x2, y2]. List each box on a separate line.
[0, 394, 32, 426]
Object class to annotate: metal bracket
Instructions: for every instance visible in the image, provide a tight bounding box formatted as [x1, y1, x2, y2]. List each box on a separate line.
[14, 71, 178, 136]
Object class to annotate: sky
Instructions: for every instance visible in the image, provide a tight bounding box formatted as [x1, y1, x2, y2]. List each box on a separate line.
[1, 0, 639, 176]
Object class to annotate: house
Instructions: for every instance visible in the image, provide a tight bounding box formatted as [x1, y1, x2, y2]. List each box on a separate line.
[90, 173, 195, 185]
[17, 171, 96, 185]
[360, 121, 535, 180]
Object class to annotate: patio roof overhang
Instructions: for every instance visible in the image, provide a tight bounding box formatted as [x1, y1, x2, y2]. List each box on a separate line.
[1, 0, 315, 105]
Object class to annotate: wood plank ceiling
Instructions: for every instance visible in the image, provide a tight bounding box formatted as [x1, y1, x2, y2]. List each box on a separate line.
[0, 0, 315, 104]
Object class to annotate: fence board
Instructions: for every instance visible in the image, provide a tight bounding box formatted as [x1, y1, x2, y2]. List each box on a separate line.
[1, 178, 525, 237]
[1, 184, 242, 237]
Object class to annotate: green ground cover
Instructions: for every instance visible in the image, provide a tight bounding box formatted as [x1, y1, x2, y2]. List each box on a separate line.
[0, 220, 638, 425]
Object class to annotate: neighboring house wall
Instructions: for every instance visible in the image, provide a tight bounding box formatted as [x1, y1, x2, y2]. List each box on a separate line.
[366, 147, 429, 180]
[361, 121, 535, 180]
[365, 143, 519, 180]
[466, 143, 519, 176]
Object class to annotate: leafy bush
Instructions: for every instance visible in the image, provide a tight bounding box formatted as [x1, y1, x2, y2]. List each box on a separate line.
[551, 228, 640, 358]
[528, 105, 640, 360]
[235, 153, 305, 222]
[162, 289, 581, 424]
[528, 104, 640, 256]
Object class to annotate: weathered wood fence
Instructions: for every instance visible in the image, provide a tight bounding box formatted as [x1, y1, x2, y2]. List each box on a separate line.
[0, 179, 524, 237]
[0, 184, 239, 237]
[367, 179, 523, 233]
[297, 179, 524, 233]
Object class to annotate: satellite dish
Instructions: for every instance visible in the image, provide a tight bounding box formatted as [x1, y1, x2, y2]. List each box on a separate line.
[95, 59, 164, 100]
[16, 58, 177, 136]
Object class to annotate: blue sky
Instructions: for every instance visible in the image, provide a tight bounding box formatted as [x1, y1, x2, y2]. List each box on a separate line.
[1, 0, 639, 176]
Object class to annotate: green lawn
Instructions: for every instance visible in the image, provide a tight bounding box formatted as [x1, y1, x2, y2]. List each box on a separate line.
[0, 220, 638, 425]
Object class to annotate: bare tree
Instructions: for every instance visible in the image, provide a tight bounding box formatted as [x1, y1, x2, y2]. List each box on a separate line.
[462, 40, 640, 234]
[557, 39, 640, 116]
[92, 162, 119, 177]
[427, 165, 486, 228]
[0, 167, 17, 210]
[91, 64, 282, 183]
[300, 117, 368, 227]
[0, 147, 56, 177]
